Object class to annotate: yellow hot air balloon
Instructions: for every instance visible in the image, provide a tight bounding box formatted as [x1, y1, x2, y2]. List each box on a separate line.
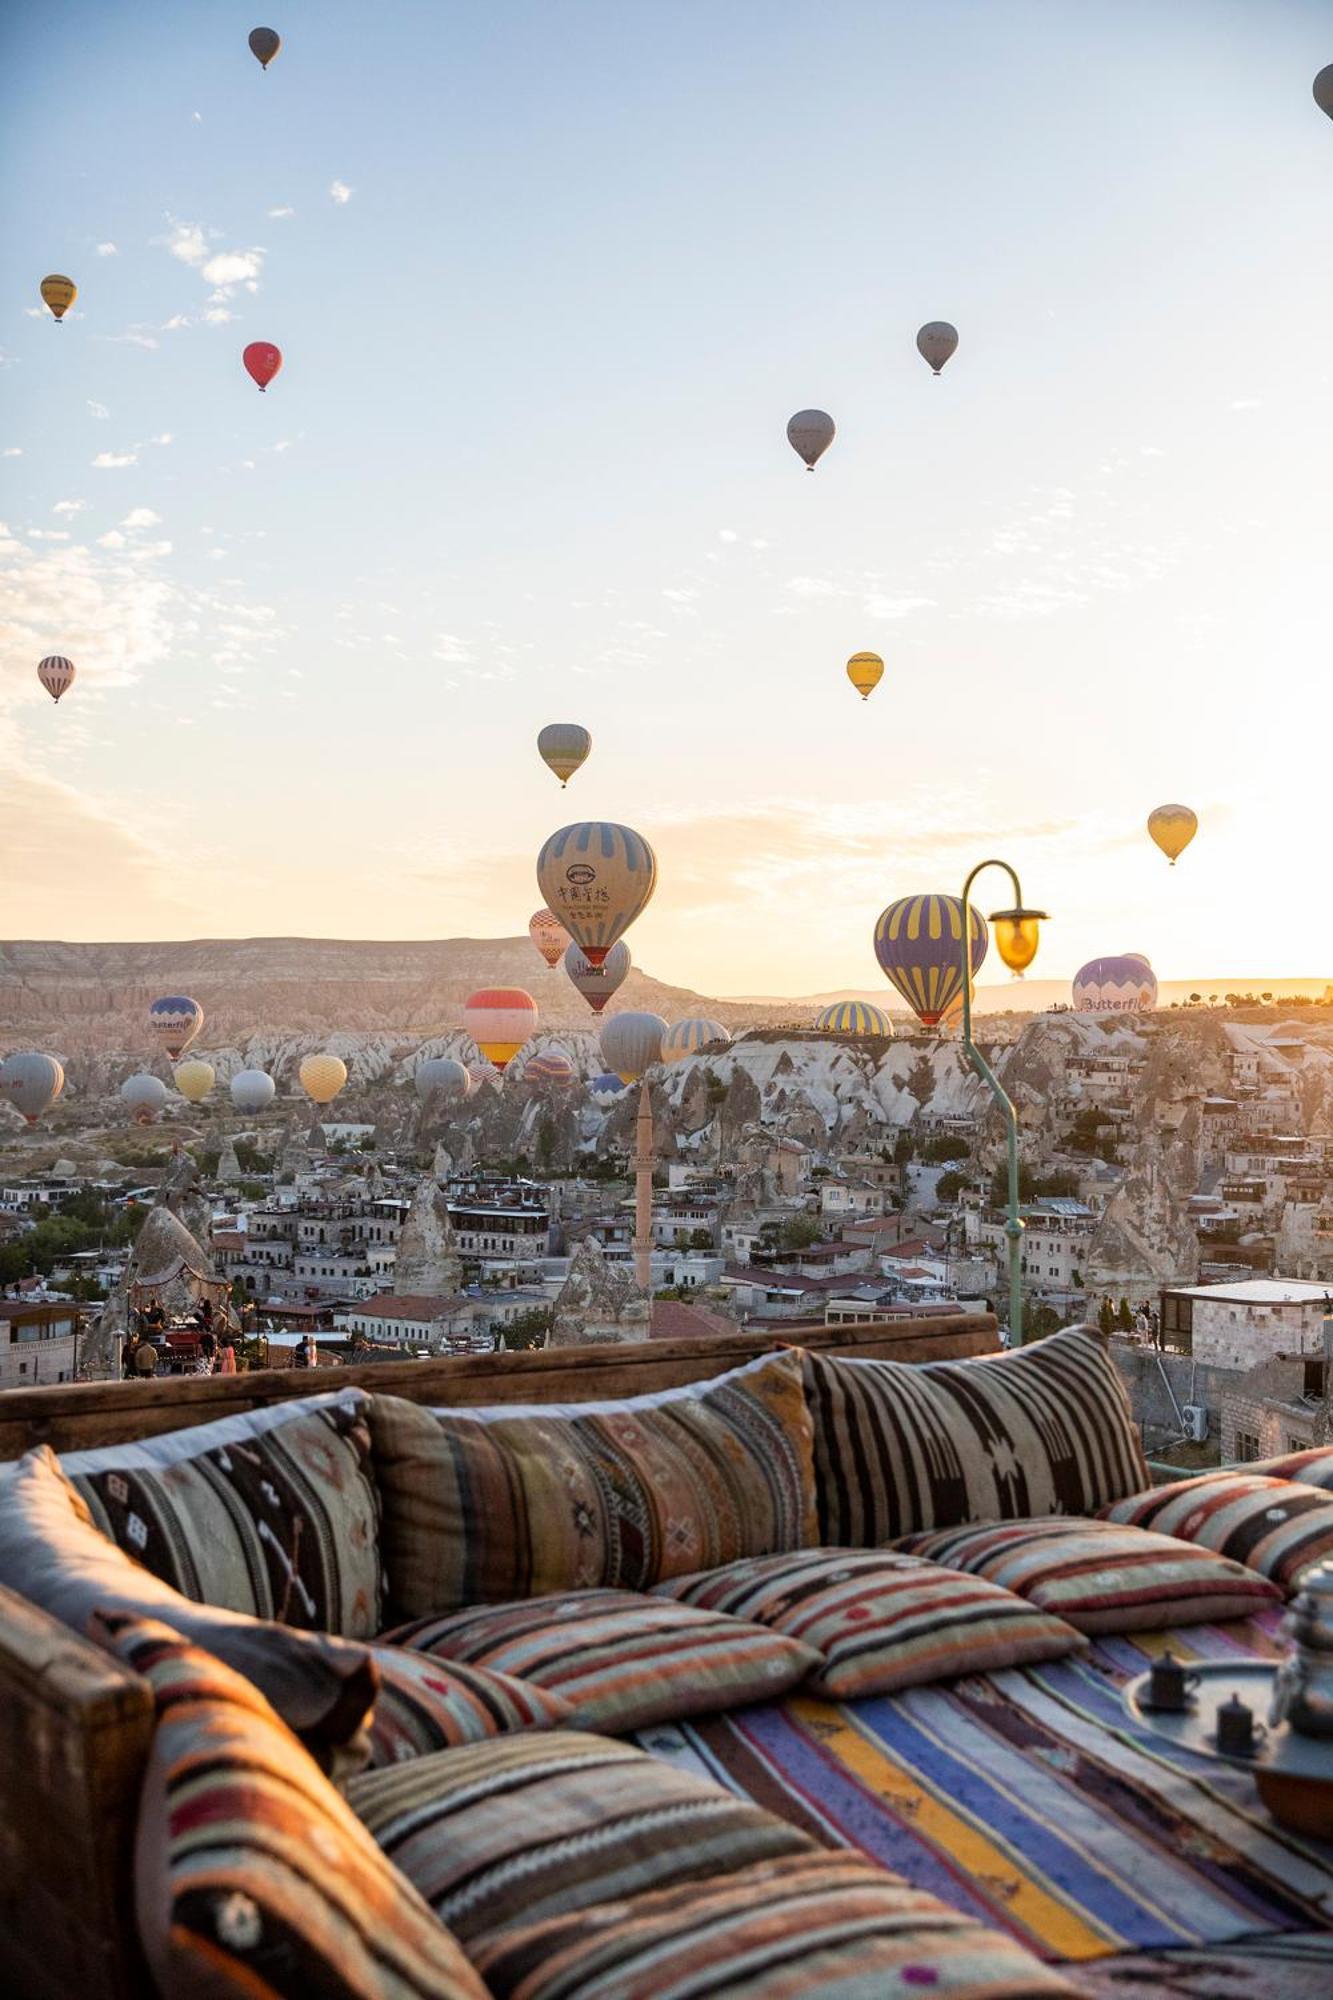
[40, 275, 77, 322]
[1148, 803, 1198, 866]
[537, 724, 592, 787]
[846, 651, 884, 701]
[174, 1059, 216, 1104]
[299, 1054, 348, 1105]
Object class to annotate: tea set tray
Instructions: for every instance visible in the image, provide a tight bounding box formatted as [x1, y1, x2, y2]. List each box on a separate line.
[1124, 1660, 1333, 1778]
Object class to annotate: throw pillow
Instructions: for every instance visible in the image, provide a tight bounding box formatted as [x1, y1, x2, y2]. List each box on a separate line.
[653, 1547, 1086, 1697]
[365, 1644, 572, 1768]
[1100, 1472, 1333, 1594]
[1245, 1446, 1333, 1491]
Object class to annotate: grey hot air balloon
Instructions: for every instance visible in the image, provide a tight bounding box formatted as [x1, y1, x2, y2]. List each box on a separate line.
[1315, 65, 1333, 119]
[415, 1055, 470, 1104]
[786, 409, 835, 471]
[121, 1073, 169, 1126]
[0, 1051, 64, 1125]
[249, 26, 281, 69]
[537, 723, 592, 788]
[230, 1068, 276, 1113]
[564, 938, 630, 1015]
[916, 321, 959, 375]
[600, 1010, 666, 1084]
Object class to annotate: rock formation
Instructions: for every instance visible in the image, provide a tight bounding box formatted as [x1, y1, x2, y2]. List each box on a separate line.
[81, 1202, 221, 1380]
[548, 1236, 650, 1347]
[393, 1179, 463, 1296]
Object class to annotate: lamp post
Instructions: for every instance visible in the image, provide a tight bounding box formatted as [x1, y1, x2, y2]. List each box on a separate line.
[958, 860, 1047, 1349]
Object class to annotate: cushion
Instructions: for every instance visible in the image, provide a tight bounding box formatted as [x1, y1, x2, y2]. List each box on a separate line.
[0, 1445, 377, 1761]
[1100, 1472, 1333, 1594]
[653, 1547, 1087, 1697]
[346, 1730, 815, 1950]
[365, 1644, 573, 1768]
[368, 1348, 817, 1619]
[381, 1588, 818, 1733]
[891, 1517, 1281, 1633]
[98, 1614, 488, 2000]
[469, 1850, 1083, 1999]
[1245, 1445, 1333, 1490]
[65, 1388, 382, 1637]
[803, 1325, 1149, 1546]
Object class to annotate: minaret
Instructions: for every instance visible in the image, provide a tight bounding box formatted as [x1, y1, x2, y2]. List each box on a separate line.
[633, 1079, 654, 1291]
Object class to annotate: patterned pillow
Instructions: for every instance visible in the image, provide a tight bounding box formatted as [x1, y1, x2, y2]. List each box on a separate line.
[803, 1325, 1149, 1545]
[365, 1644, 573, 1768]
[891, 1518, 1281, 1633]
[381, 1588, 818, 1733]
[97, 1615, 488, 2000]
[368, 1349, 817, 1618]
[0, 1445, 377, 1761]
[66, 1389, 382, 1637]
[1100, 1473, 1333, 1594]
[347, 1730, 815, 1949]
[468, 1851, 1082, 1999]
[1245, 1446, 1333, 1491]
[653, 1547, 1086, 1697]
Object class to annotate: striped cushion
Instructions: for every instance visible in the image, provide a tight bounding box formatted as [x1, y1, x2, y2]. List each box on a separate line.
[1246, 1446, 1333, 1491]
[369, 1349, 817, 1619]
[469, 1851, 1083, 1998]
[66, 1389, 382, 1637]
[347, 1731, 815, 1949]
[653, 1547, 1086, 1697]
[804, 1326, 1149, 1545]
[365, 1645, 572, 1768]
[98, 1614, 487, 2000]
[891, 1518, 1280, 1633]
[382, 1589, 818, 1733]
[1100, 1473, 1333, 1594]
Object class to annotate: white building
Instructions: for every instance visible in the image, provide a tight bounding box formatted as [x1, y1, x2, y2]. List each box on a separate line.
[1159, 1277, 1332, 1371]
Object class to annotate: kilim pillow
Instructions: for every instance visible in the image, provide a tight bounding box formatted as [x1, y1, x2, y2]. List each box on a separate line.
[346, 1730, 816, 1950]
[65, 1389, 382, 1637]
[1244, 1446, 1333, 1491]
[97, 1614, 488, 2000]
[803, 1325, 1149, 1545]
[365, 1644, 573, 1768]
[468, 1851, 1083, 1999]
[1100, 1473, 1333, 1595]
[891, 1518, 1280, 1633]
[368, 1348, 817, 1618]
[381, 1588, 818, 1733]
[0, 1445, 378, 1762]
[653, 1547, 1086, 1697]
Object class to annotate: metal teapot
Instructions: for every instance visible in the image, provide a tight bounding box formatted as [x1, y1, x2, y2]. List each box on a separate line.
[1270, 1561, 1333, 1738]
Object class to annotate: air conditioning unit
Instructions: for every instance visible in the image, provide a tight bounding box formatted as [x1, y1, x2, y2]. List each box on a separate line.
[1182, 1405, 1209, 1444]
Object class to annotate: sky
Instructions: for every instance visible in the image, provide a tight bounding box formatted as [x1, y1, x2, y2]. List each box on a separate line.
[3, 0, 1332, 1000]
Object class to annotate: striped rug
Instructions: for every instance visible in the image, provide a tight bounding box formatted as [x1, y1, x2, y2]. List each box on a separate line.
[635, 1613, 1333, 1964]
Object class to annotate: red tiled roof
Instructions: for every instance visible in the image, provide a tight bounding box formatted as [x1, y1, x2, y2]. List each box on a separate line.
[650, 1299, 737, 1342]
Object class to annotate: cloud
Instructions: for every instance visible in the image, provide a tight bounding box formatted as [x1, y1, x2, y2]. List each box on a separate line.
[329, 180, 354, 205]
[1229, 398, 1261, 412]
[97, 530, 126, 549]
[164, 221, 208, 266]
[53, 499, 88, 517]
[159, 219, 266, 299]
[2, 447, 22, 458]
[0, 770, 193, 931]
[91, 451, 138, 469]
[785, 576, 839, 598]
[27, 530, 70, 542]
[203, 305, 235, 324]
[101, 328, 159, 350]
[863, 591, 935, 620]
[267, 206, 295, 219]
[201, 250, 262, 287]
[121, 508, 161, 529]
[95, 242, 118, 257]
[86, 400, 110, 420]
[718, 529, 738, 543]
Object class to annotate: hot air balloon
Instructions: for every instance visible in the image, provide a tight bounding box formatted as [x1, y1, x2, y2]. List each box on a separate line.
[1148, 803, 1198, 866]
[415, 1055, 469, 1104]
[121, 1074, 169, 1126]
[1073, 956, 1158, 1014]
[40, 275, 77, 323]
[1315, 65, 1333, 118]
[600, 1011, 666, 1084]
[916, 322, 959, 375]
[38, 656, 75, 703]
[467, 1058, 497, 1093]
[787, 410, 835, 471]
[523, 1045, 577, 1085]
[0, 1052, 64, 1125]
[230, 1069, 276, 1114]
[537, 822, 657, 967]
[874, 894, 989, 1029]
[845, 651, 883, 701]
[529, 908, 571, 969]
[174, 1059, 215, 1104]
[662, 1018, 731, 1064]
[563, 939, 630, 1015]
[589, 1071, 627, 1105]
[537, 724, 592, 788]
[463, 988, 538, 1072]
[243, 341, 282, 392]
[814, 1001, 893, 1038]
[299, 1054, 348, 1105]
[148, 996, 204, 1061]
[249, 26, 281, 68]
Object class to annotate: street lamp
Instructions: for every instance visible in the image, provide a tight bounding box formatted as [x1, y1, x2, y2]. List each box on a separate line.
[958, 860, 1048, 1348]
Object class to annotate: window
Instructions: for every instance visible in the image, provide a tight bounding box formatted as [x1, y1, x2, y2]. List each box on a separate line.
[1304, 1358, 1325, 1401]
[1234, 1430, 1261, 1463]
[1287, 1434, 1310, 1454]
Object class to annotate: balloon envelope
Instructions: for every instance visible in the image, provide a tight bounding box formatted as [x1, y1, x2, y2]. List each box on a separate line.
[563, 938, 630, 1014]
[38, 656, 75, 703]
[149, 996, 204, 1060]
[0, 1052, 64, 1124]
[1073, 956, 1158, 1014]
[121, 1073, 168, 1125]
[916, 321, 959, 374]
[589, 1071, 627, 1104]
[174, 1059, 216, 1104]
[243, 341, 282, 391]
[814, 1001, 893, 1037]
[874, 894, 989, 1028]
[1315, 65, 1333, 118]
[415, 1055, 469, 1104]
[1148, 803, 1198, 865]
[524, 1046, 577, 1085]
[249, 26, 281, 67]
[537, 723, 591, 787]
[662, 1018, 731, 1064]
[40, 275, 76, 321]
[787, 409, 835, 470]
[230, 1069, 276, 1114]
[529, 907, 571, 968]
[600, 1011, 666, 1084]
[845, 651, 883, 701]
[299, 1054, 348, 1105]
[537, 821, 657, 966]
[463, 987, 538, 1072]
[467, 1058, 497, 1092]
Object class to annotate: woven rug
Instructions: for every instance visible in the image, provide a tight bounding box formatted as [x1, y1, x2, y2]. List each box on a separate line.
[637, 1613, 1333, 1964]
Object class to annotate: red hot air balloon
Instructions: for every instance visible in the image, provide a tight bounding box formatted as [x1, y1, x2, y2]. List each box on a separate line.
[243, 342, 283, 392]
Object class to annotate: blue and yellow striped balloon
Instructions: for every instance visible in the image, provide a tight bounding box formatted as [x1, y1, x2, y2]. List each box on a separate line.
[873, 894, 988, 1027]
[813, 1000, 893, 1037]
[536, 820, 657, 965]
[663, 1017, 731, 1064]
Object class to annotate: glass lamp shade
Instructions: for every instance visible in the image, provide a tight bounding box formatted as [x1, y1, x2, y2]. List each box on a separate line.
[990, 907, 1045, 975]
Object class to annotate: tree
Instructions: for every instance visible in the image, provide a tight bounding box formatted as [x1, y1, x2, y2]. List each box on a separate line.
[501, 1306, 552, 1351]
[893, 1132, 914, 1166]
[1098, 1297, 1115, 1336]
[778, 1215, 822, 1251]
[688, 1228, 714, 1250]
[923, 1135, 970, 1163]
[1026, 1303, 1063, 1340]
[1116, 1297, 1134, 1331]
[935, 1171, 968, 1205]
